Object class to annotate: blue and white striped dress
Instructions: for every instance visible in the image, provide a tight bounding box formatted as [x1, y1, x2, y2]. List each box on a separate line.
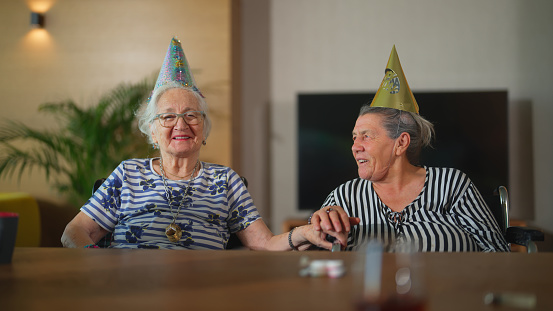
[82, 158, 261, 249]
[321, 167, 510, 252]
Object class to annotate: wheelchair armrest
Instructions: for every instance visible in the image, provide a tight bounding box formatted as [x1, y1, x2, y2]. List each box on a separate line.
[505, 226, 544, 247]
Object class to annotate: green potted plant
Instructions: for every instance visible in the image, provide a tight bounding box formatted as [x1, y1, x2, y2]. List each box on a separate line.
[0, 78, 154, 207]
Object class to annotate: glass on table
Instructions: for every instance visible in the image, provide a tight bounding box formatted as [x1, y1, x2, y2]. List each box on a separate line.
[353, 239, 427, 311]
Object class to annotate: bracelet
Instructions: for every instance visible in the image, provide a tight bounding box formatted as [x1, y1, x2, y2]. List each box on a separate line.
[288, 227, 299, 251]
[84, 244, 99, 248]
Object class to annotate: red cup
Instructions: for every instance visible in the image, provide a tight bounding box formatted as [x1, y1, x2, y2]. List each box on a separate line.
[0, 212, 19, 264]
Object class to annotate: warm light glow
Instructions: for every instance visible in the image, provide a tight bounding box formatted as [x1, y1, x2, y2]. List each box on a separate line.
[26, 0, 55, 13]
[19, 28, 55, 67]
[24, 28, 52, 46]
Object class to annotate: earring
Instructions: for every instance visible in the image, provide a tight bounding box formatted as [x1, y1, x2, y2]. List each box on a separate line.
[202, 140, 207, 146]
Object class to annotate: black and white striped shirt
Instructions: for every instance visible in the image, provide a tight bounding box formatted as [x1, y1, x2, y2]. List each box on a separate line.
[322, 167, 510, 252]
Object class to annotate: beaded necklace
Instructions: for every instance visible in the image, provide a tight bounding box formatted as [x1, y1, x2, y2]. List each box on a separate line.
[159, 157, 198, 242]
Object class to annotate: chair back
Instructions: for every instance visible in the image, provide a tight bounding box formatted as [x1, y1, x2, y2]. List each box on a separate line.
[483, 185, 544, 252]
[0, 193, 41, 247]
[91, 178, 111, 247]
[93, 178, 106, 195]
[483, 186, 509, 235]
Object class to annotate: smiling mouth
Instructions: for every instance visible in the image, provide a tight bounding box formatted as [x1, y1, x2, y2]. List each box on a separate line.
[173, 136, 191, 140]
[357, 159, 368, 164]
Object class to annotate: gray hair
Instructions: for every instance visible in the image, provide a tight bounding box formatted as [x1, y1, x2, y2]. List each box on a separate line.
[136, 81, 212, 146]
[358, 105, 434, 165]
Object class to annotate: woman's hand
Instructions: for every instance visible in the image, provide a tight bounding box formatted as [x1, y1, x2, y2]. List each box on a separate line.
[309, 205, 360, 235]
[291, 225, 349, 251]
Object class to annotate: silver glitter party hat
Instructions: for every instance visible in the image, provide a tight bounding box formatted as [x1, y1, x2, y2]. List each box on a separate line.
[154, 37, 204, 97]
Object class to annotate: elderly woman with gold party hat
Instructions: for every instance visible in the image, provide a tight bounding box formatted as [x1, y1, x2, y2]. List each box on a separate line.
[311, 46, 509, 252]
[62, 37, 342, 250]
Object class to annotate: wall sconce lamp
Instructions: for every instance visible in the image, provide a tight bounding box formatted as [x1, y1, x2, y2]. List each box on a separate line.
[30, 12, 45, 28]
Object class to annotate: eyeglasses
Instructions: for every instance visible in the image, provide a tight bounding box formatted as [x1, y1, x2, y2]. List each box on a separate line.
[155, 111, 205, 128]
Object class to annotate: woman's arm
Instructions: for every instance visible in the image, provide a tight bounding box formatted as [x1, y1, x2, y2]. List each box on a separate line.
[61, 212, 109, 248]
[235, 220, 348, 251]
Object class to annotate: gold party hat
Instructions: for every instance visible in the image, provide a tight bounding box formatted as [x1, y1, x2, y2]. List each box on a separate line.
[370, 46, 419, 114]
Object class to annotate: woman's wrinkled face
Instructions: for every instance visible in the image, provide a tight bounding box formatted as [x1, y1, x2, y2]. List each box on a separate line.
[351, 113, 396, 181]
[151, 88, 204, 159]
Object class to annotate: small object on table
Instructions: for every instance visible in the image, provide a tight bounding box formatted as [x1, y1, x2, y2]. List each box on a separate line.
[298, 258, 346, 278]
[326, 260, 346, 278]
[484, 292, 537, 309]
[331, 240, 342, 252]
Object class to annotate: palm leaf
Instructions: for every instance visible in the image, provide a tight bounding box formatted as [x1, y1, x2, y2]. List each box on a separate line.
[0, 77, 155, 207]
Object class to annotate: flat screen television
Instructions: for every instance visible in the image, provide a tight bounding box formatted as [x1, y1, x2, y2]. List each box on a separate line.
[297, 91, 508, 211]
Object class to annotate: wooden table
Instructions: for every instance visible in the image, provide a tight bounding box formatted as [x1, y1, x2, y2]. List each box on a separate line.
[1, 248, 552, 310]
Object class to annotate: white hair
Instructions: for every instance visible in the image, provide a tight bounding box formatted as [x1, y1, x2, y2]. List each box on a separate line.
[136, 81, 212, 146]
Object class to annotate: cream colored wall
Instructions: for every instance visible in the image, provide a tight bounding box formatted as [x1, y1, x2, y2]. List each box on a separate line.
[267, 0, 553, 233]
[0, 0, 232, 205]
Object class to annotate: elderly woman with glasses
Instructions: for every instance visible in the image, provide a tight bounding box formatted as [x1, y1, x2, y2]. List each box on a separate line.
[61, 38, 343, 250]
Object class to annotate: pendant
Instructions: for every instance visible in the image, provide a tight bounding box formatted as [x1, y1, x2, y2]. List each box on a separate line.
[165, 223, 182, 242]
